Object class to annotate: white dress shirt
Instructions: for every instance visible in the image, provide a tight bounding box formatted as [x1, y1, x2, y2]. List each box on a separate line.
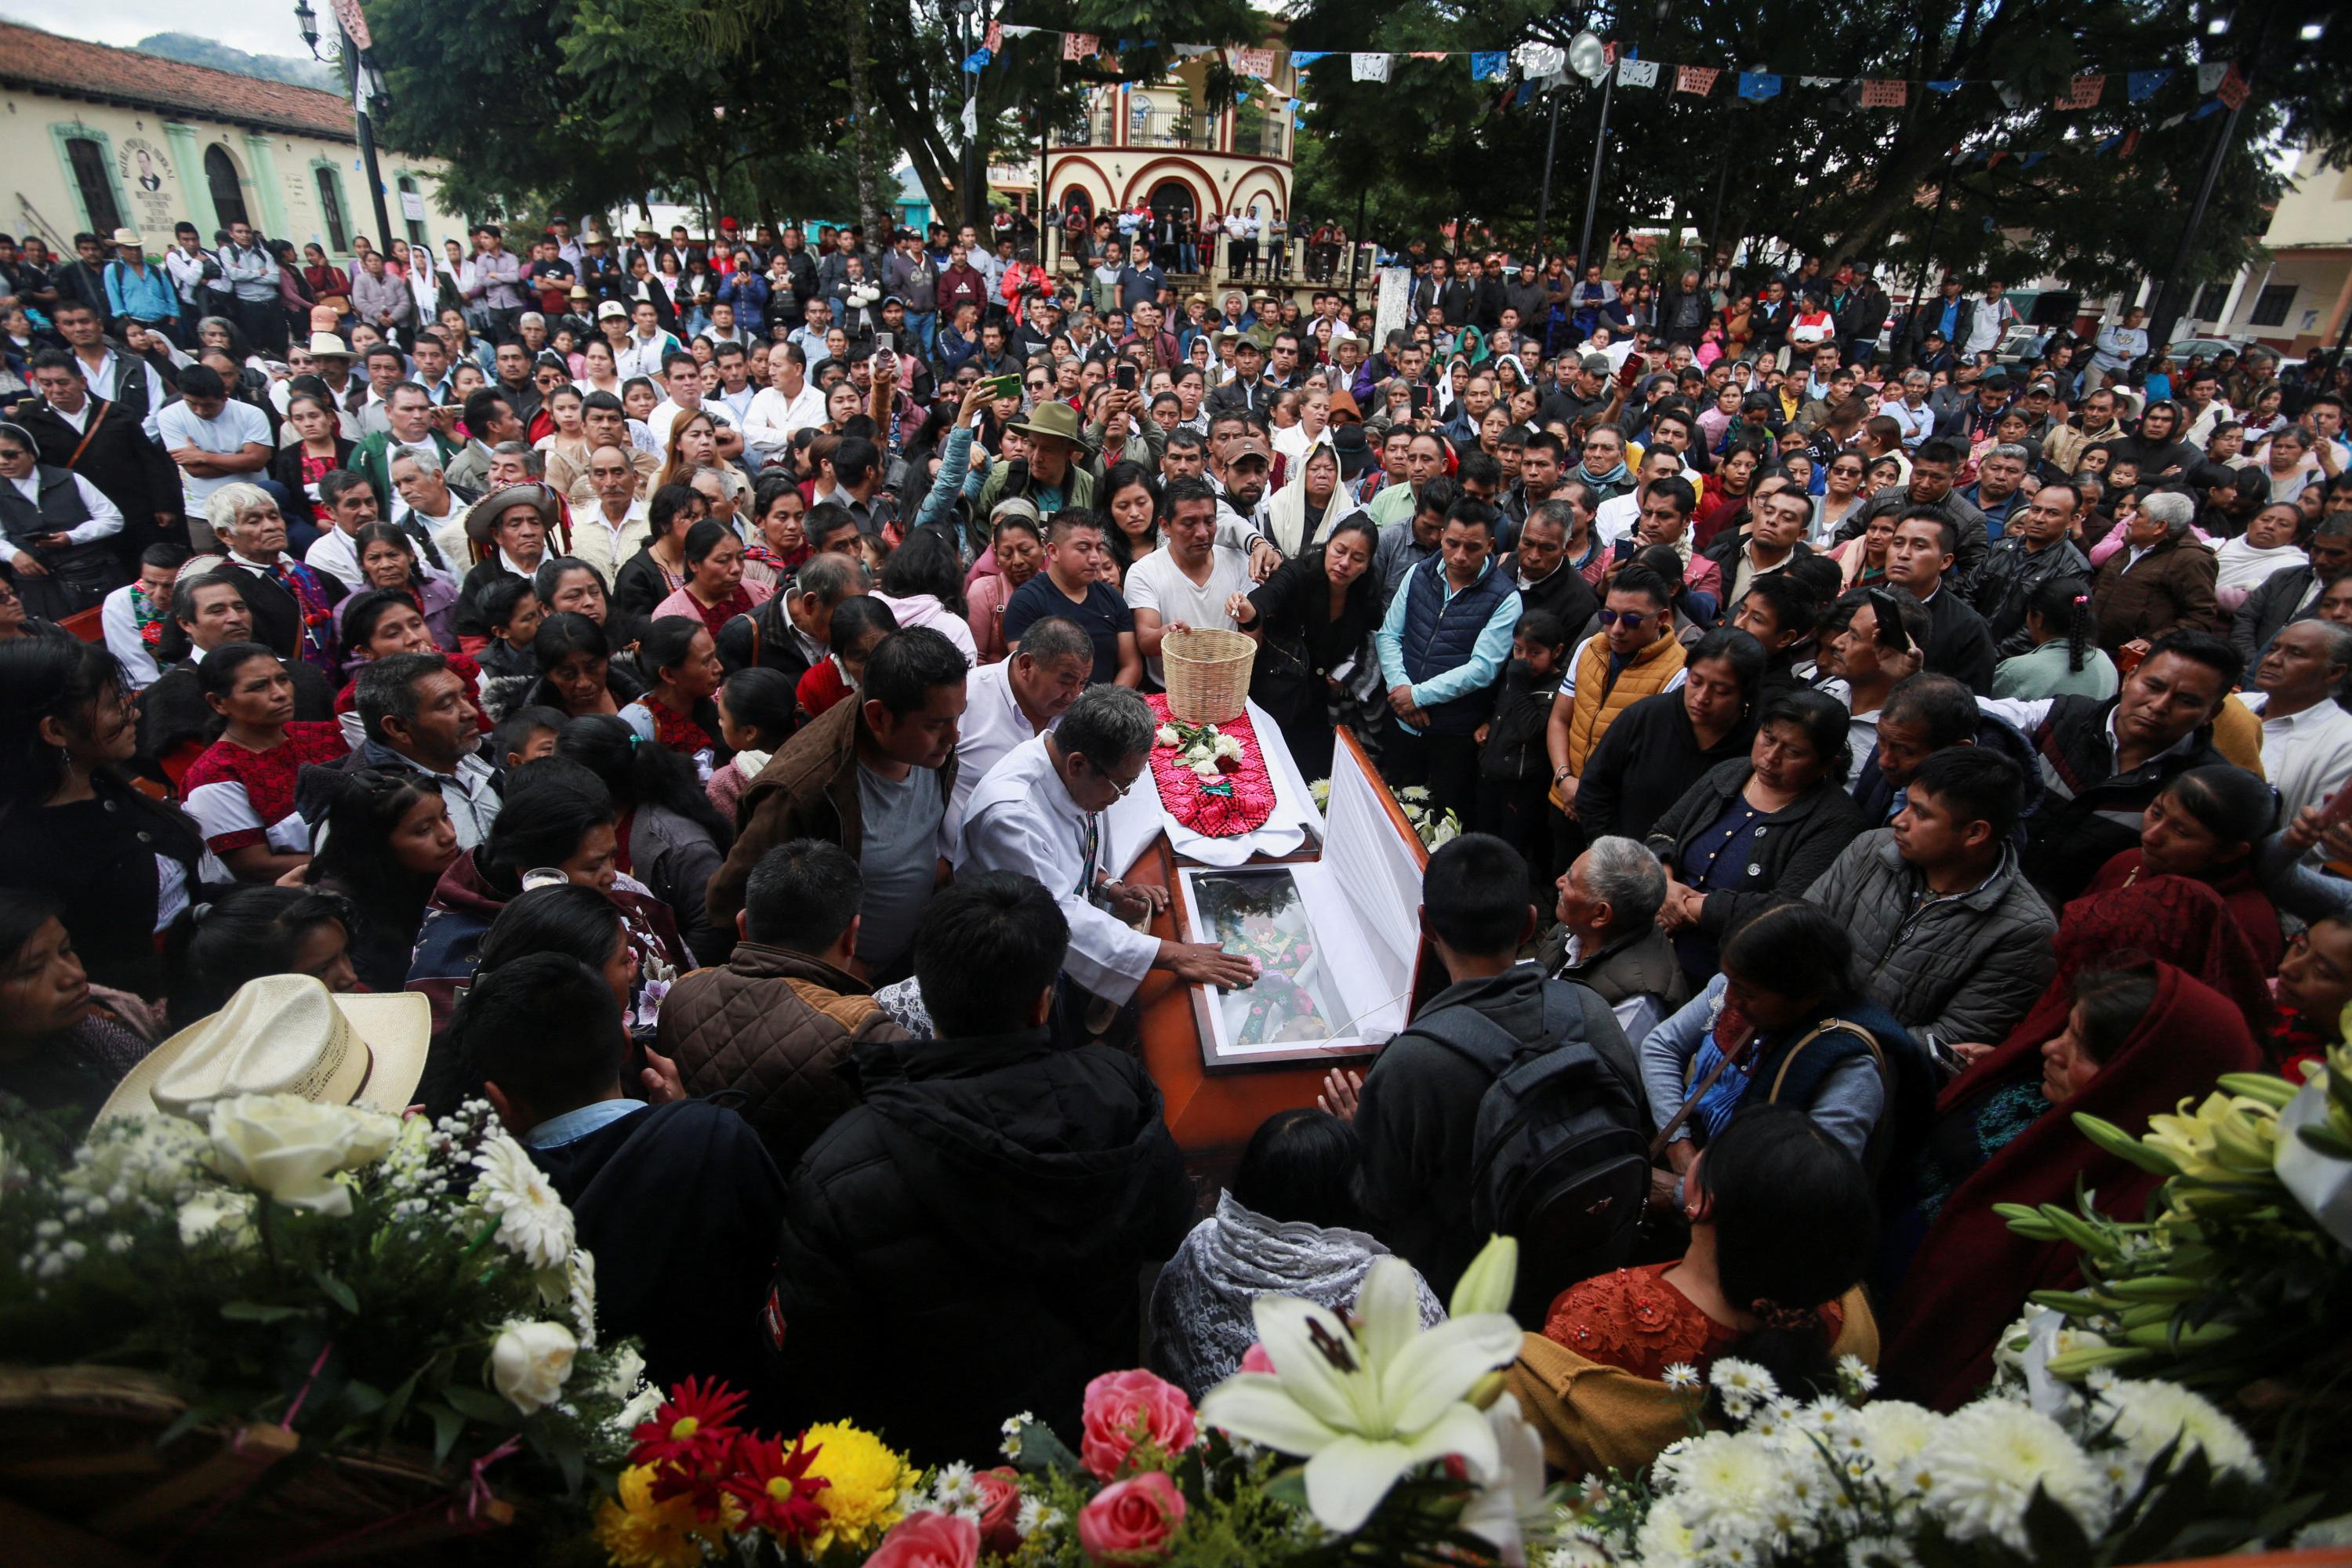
[948, 659, 1061, 844]
[956, 734, 1160, 1003]
[8, 469, 123, 544]
[742, 382, 827, 453]
[2245, 691, 2352, 822]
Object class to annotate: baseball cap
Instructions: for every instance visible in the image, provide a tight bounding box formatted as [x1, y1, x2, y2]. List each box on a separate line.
[1580, 353, 1613, 374]
[1229, 436, 1272, 467]
[596, 300, 628, 321]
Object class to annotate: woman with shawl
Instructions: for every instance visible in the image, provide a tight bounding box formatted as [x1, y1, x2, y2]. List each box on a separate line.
[1878, 874, 2268, 1411]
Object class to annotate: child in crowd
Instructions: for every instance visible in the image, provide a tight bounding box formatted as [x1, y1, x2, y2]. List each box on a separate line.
[793, 594, 900, 722]
[1474, 608, 1570, 902]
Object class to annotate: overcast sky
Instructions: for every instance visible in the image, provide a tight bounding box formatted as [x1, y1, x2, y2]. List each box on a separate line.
[5, 2, 317, 64]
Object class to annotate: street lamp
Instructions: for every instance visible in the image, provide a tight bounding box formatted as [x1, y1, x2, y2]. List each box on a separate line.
[294, 0, 394, 263]
[1569, 31, 1613, 274]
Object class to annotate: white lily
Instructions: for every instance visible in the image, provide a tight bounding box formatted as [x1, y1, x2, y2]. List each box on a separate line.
[1458, 1393, 1548, 1566]
[1196, 1254, 1524, 1534]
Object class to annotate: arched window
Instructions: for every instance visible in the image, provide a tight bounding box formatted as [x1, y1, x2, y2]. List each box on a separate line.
[64, 137, 122, 236]
[314, 167, 349, 252]
[397, 176, 426, 248]
[205, 145, 249, 230]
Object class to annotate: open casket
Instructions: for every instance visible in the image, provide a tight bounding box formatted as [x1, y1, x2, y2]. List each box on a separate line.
[1107, 717, 1433, 1166]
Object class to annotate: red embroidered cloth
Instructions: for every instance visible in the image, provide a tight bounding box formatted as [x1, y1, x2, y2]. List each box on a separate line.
[1142, 694, 1275, 838]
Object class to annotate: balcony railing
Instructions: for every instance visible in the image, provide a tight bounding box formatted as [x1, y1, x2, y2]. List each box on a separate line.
[1127, 111, 1219, 150]
[1233, 118, 1288, 159]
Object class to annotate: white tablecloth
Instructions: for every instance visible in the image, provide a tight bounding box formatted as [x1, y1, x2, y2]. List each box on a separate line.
[1107, 699, 1326, 869]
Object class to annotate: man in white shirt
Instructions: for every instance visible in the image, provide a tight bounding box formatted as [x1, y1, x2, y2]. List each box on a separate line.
[644, 352, 742, 458]
[1963, 281, 2016, 360]
[54, 300, 170, 439]
[1594, 449, 1686, 546]
[97, 546, 181, 688]
[390, 447, 473, 576]
[154, 365, 272, 537]
[742, 343, 826, 463]
[956, 684, 1257, 1006]
[1126, 476, 1255, 688]
[948, 617, 1094, 843]
[2249, 619, 2352, 820]
[710, 341, 760, 428]
[615, 300, 681, 381]
[569, 445, 652, 584]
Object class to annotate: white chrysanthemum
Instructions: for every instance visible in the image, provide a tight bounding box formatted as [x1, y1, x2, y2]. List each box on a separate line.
[1708, 1357, 1778, 1416]
[1634, 1504, 1697, 1568]
[2096, 1378, 2263, 1485]
[1858, 1402, 1943, 1468]
[612, 1381, 661, 1432]
[1915, 1400, 2112, 1550]
[1661, 1432, 1790, 1544]
[1838, 1354, 1878, 1395]
[1000, 1410, 1037, 1460]
[471, 1134, 575, 1270]
[1662, 1363, 1701, 1391]
[1015, 1497, 1062, 1537]
[1845, 1534, 1918, 1568]
[1546, 1537, 1614, 1568]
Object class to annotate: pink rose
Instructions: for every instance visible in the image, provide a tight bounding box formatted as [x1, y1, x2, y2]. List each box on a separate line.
[1239, 1342, 1276, 1375]
[1080, 1370, 1197, 1481]
[866, 1511, 980, 1568]
[972, 1467, 1023, 1555]
[1077, 1472, 1187, 1563]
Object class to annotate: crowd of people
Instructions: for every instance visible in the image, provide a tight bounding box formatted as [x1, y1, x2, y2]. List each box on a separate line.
[5, 202, 2352, 1477]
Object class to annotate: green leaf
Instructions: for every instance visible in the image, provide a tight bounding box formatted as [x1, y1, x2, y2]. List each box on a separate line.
[220, 1301, 307, 1323]
[441, 1385, 517, 1424]
[310, 1270, 359, 1315]
[2020, 1483, 2092, 1564]
[2113, 1444, 2215, 1563]
[1010, 1419, 1081, 1477]
[340, 1379, 387, 1417]
[419, 1399, 465, 1466]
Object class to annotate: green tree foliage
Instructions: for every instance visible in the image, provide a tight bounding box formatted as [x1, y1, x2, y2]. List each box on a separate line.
[1292, 0, 2350, 299]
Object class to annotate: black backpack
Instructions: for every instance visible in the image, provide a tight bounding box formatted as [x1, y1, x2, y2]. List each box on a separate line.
[1415, 981, 1650, 1322]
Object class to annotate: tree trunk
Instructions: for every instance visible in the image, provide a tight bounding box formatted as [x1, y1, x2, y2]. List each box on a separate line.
[843, 1, 893, 245]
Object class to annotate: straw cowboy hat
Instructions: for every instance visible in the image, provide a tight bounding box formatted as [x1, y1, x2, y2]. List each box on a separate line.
[1007, 400, 1091, 450]
[100, 974, 430, 1122]
[306, 332, 353, 359]
[464, 484, 559, 546]
[111, 227, 145, 250]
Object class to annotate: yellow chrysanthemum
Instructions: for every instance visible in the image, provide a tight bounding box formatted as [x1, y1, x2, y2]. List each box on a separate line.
[799, 1421, 920, 1550]
[594, 1464, 706, 1568]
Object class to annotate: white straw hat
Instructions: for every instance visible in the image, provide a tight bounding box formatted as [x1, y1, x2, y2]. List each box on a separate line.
[100, 975, 430, 1123]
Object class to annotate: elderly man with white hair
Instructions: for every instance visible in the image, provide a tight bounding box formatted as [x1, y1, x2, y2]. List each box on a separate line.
[1535, 836, 1690, 1047]
[204, 481, 343, 673]
[389, 446, 476, 581]
[2090, 488, 2223, 656]
[955, 682, 1258, 1012]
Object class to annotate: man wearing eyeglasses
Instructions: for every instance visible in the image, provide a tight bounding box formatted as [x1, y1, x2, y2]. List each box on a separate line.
[956, 683, 1258, 1014]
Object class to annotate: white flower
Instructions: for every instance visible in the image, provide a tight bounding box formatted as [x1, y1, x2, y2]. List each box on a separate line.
[1845, 1535, 1918, 1568]
[1707, 1357, 1778, 1416]
[2095, 1378, 2263, 1485]
[1915, 1399, 2111, 1551]
[1000, 1410, 1037, 1460]
[612, 1380, 662, 1433]
[488, 1319, 577, 1414]
[472, 1134, 575, 1270]
[1857, 1401, 1944, 1496]
[1155, 724, 1180, 747]
[593, 1343, 646, 1400]
[1399, 786, 1432, 802]
[1459, 1394, 1548, 1566]
[1657, 1432, 1792, 1545]
[1196, 1253, 1523, 1534]
[1838, 1354, 1878, 1395]
[1214, 734, 1245, 760]
[1015, 1497, 1061, 1537]
[205, 1095, 399, 1216]
[1190, 759, 1223, 780]
[1661, 1363, 1702, 1391]
[564, 1248, 597, 1348]
[176, 1190, 257, 1250]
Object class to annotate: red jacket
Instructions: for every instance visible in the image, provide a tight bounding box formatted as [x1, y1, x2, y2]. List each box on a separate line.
[938, 263, 989, 319]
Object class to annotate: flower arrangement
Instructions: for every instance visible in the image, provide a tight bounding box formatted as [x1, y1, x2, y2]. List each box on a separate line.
[1144, 695, 1276, 838]
[0, 1096, 648, 1505]
[1305, 777, 1461, 850]
[1994, 1044, 2352, 1491]
[1561, 1355, 2270, 1568]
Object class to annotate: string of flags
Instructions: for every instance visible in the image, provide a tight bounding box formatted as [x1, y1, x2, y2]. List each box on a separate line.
[957, 24, 2251, 125]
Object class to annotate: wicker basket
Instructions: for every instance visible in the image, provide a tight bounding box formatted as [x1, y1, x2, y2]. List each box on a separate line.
[1163, 627, 1257, 724]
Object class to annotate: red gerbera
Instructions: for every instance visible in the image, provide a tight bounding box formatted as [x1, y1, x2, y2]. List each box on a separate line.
[630, 1377, 747, 1476]
[718, 1432, 831, 1545]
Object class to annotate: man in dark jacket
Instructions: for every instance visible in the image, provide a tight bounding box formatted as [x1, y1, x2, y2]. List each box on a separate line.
[1831, 438, 1991, 590]
[2231, 514, 2352, 665]
[20, 351, 180, 570]
[662, 839, 909, 1173]
[767, 873, 1193, 1463]
[1350, 833, 1642, 1300]
[1984, 630, 2238, 905]
[457, 950, 786, 1413]
[1973, 481, 2092, 652]
[1886, 509, 1998, 694]
[1809, 747, 2056, 1049]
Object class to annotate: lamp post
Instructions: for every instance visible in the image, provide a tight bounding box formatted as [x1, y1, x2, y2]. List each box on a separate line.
[293, 0, 394, 256]
[1567, 31, 1613, 274]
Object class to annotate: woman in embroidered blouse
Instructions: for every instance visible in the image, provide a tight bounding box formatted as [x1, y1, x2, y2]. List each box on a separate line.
[622, 614, 728, 770]
[652, 518, 771, 641]
[1509, 1105, 1878, 1478]
[180, 643, 352, 882]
